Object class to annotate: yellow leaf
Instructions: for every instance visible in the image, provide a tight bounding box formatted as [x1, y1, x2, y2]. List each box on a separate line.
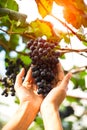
[30, 19, 59, 40]
[35, 0, 53, 17]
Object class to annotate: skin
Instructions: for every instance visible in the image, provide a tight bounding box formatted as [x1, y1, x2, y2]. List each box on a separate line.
[2, 63, 72, 130]
[40, 63, 72, 130]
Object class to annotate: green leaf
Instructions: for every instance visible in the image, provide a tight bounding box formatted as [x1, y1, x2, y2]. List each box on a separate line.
[14, 96, 20, 104]
[82, 41, 87, 46]
[19, 55, 32, 65]
[0, 15, 11, 27]
[35, 0, 53, 17]
[72, 71, 87, 90]
[35, 116, 43, 126]
[79, 71, 87, 78]
[66, 96, 79, 102]
[60, 54, 65, 59]
[78, 78, 85, 89]
[12, 21, 29, 34]
[71, 76, 78, 88]
[9, 34, 19, 50]
[0, 0, 18, 11]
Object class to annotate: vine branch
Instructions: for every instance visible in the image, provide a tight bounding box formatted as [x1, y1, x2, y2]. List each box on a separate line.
[0, 40, 9, 50]
[50, 14, 87, 42]
[65, 65, 87, 74]
[58, 48, 87, 53]
[0, 7, 27, 22]
[0, 28, 35, 39]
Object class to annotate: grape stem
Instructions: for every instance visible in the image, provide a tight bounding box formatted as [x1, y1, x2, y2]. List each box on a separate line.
[58, 48, 87, 53]
[65, 65, 87, 74]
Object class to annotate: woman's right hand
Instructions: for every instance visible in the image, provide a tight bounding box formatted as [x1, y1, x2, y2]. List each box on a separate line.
[40, 63, 72, 130]
[40, 63, 72, 111]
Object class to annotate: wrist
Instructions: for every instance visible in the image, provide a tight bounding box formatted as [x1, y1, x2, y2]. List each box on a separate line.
[20, 101, 39, 116]
[40, 104, 63, 130]
[2, 101, 39, 130]
[20, 100, 39, 112]
[40, 103, 57, 116]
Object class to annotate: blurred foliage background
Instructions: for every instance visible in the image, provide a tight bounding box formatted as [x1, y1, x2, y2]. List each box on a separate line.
[0, 0, 87, 129]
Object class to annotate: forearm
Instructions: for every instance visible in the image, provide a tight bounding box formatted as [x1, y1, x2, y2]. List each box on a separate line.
[41, 104, 63, 130]
[2, 101, 39, 130]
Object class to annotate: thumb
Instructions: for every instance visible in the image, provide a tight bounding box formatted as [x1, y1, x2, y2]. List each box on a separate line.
[15, 68, 25, 89]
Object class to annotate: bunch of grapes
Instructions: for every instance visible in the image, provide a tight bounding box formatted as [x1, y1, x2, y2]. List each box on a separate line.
[27, 37, 60, 96]
[1, 58, 28, 97]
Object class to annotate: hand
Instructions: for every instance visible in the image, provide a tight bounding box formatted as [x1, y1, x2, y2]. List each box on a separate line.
[40, 63, 72, 111]
[15, 67, 43, 109]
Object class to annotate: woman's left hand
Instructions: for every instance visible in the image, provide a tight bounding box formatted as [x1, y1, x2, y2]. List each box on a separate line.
[15, 67, 43, 109]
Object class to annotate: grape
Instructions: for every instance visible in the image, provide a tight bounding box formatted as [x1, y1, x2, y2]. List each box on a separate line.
[32, 65, 39, 72]
[32, 49, 38, 56]
[44, 42, 49, 48]
[27, 39, 34, 48]
[11, 91, 15, 96]
[39, 48, 43, 53]
[37, 82, 44, 88]
[38, 42, 43, 48]
[37, 88, 43, 94]
[32, 70, 40, 78]
[30, 45, 35, 51]
[35, 77, 41, 83]
[40, 71, 46, 77]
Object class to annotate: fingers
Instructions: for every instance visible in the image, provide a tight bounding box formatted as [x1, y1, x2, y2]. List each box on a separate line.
[15, 68, 25, 89]
[57, 62, 64, 81]
[53, 72, 72, 105]
[60, 72, 72, 90]
[24, 67, 32, 83]
[23, 67, 34, 89]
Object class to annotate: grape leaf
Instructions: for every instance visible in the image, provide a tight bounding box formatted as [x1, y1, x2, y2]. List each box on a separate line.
[19, 55, 32, 65]
[0, 15, 11, 28]
[9, 34, 19, 50]
[63, 8, 82, 29]
[35, 0, 53, 17]
[54, 0, 87, 28]
[54, 0, 68, 6]
[29, 19, 59, 40]
[0, 0, 18, 11]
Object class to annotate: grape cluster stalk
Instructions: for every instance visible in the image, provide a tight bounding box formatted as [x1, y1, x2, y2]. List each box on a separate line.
[27, 37, 60, 96]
